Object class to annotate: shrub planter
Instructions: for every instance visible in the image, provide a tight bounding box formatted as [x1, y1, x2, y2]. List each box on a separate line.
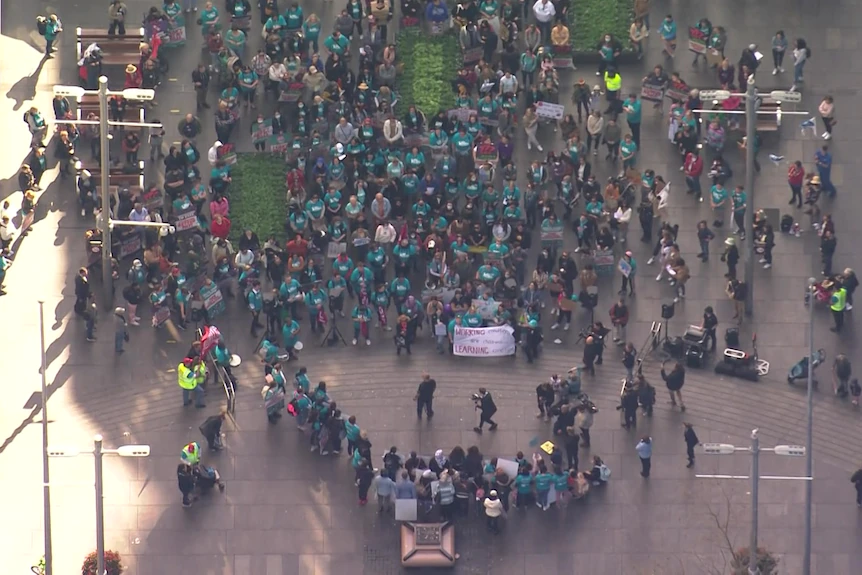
[569, 0, 637, 64]
[730, 546, 780, 575]
[396, 29, 461, 118]
[81, 550, 123, 575]
[230, 154, 288, 243]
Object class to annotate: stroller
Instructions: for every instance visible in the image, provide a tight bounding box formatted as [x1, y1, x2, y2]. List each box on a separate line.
[787, 349, 825, 386]
[194, 464, 225, 493]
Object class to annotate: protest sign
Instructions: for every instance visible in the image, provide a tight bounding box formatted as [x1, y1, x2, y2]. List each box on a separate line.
[640, 84, 664, 102]
[541, 223, 564, 242]
[462, 46, 483, 64]
[141, 186, 164, 210]
[268, 133, 290, 154]
[118, 231, 142, 259]
[453, 325, 516, 357]
[200, 282, 226, 318]
[174, 204, 199, 232]
[326, 241, 347, 258]
[665, 81, 690, 103]
[217, 143, 237, 165]
[447, 108, 475, 124]
[688, 27, 707, 54]
[594, 248, 615, 276]
[165, 14, 186, 47]
[251, 119, 273, 145]
[618, 258, 632, 278]
[535, 101, 565, 120]
[471, 297, 499, 320]
[279, 82, 304, 102]
[153, 305, 171, 327]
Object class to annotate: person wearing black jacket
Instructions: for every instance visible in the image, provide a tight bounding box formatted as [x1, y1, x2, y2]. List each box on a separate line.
[701, 306, 719, 352]
[618, 388, 639, 429]
[683, 422, 699, 468]
[74, 267, 91, 314]
[636, 376, 655, 416]
[192, 64, 211, 109]
[536, 381, 554, 419]
[760, 223, 775, 269]
[563, 426, 579, 470]
[842, 268, 859, 310]
[199, 410, 227, 450]
[414, 373, 436, 419]
[523, 321, 543, 363]
[661, 361, 686, 411]
[820, 229, 837, 277]
[851, 468, 862, 507]
[177, 463, 196, 507]
[473, 388, 498, 433]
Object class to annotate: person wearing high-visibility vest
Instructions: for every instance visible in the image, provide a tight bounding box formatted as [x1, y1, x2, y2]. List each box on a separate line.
[178, 357, 207, 408]
[603, 68, 622, 118]
[830, 283, 847, 333]
[181, 441, 201, 465]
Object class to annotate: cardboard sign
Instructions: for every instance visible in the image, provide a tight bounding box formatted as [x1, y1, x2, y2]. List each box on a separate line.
[447, 108, 475, 124]
[640, 85, 664, 102]
[462, 46, 483, 64]
[217, 143, 237, 165]
[326, 241, 347, 258]
[252, 119, 273, 144]
[118, 232, 141, 259]
[153, 305, 171, 327]
[141, 186, 164, 210]
[706, 47, 723, 67]
[268, 133, 290, 154]
[665, 82, 690, 103]
[688, 27, 707, 54]
[200, 282, 226, 317]
[535, 101, 564, 120]
[541, 224, 564, 242]
[478, 115, 499, 128]
[175, 205, 199, 232]
[594, 248, 615, 276]
[279, 84, 303, 102]
[618, 258, 632, 277]
[165, 15, 187, 47]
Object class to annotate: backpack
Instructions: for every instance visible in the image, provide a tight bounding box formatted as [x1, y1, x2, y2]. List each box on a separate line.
[780, 214, 793, 233]
[599, 464, 611, 481]
[22, 111, 30, 125]
[37, 17, 48, 36]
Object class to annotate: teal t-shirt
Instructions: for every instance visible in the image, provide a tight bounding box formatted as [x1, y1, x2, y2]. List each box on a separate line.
[711, 185, 727, 205]
[535, 472, 552, 492]
[625, 99, 642, 124]
[515, 473, 533, 494]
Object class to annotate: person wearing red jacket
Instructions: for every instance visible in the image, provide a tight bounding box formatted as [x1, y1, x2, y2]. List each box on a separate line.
[210, 213, 231, 240]
[787, 160, 804, 208]
[609, 296, 629, 344]
[684, 149, 704, 201]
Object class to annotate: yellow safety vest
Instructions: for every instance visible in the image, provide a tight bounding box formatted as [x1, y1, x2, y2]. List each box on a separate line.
[181, 442, 200, 465]
[177, 363, 197, 390]
[604, 72, 621, 92]
[831, 288, 846, 312]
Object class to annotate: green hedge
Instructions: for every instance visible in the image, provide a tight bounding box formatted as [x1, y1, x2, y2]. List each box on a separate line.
[570, 0, 633, 53]
[397, 29, 461, 116]
[229, 154, 287, 242]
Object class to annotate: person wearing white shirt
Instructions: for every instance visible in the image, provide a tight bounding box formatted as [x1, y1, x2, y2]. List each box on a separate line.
[129, 202, 149, 223]
[532, 0, 555, 43]
[235, 247, 255, 271]
[383, 117, 403, 145]
[375, 221, 396, 246]
[208, 141, 223, 166]
[614, 203, 632, 243]
[499, 71, 518, 94]
[268, 61, 287, 87]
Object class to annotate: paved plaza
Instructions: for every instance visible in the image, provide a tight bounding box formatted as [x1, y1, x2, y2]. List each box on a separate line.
[2, 0, 862, 573]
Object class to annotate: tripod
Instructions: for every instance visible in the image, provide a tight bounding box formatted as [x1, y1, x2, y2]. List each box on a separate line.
[321, 298, 347, 347]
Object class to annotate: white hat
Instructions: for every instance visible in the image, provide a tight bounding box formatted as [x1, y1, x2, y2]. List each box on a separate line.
[132, 259, 142, 267]
[214, 140, 223, 147]
[114, 307, 126, 315]
[335, 143, 346, 160]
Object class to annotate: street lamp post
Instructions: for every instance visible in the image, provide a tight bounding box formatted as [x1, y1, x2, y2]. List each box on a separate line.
[53, 78, 159, 308]
[803, 277, 816, 575]
[697, 429, 809, 575]
[694, 83, 806, 317]
[47, 435, 150, 575]
[38, 302, 53, 575]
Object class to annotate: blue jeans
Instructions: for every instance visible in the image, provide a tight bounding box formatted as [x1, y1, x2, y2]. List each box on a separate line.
[537, 489, 549, 507]
[794, 61, 806, 84]
[114, 332, 125, 352]
[182, 386, 206, 407]
[86, 318, 95, 340]
[818, 169, 837, 196]
[700, 239, 710, 258]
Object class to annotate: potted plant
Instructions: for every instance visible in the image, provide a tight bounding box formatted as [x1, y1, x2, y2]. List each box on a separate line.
[81, 550, 123, 575]
[730, 546, 779, 575]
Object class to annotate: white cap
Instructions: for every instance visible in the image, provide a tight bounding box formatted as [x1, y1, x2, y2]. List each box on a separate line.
[335, 143, 346, 160]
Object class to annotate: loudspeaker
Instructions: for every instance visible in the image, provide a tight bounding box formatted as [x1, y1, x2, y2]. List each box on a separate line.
[725, 327, 740, 348]
[714, 361, 759, 381]
[686, 346, 704, 368]
[661, 301, 675, 320]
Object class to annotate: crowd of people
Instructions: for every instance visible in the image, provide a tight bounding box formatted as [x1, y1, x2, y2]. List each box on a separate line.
[22, 0, 862, 519]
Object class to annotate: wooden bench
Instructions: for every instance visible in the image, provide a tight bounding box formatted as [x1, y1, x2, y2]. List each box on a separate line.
[76, 94, 146, 124]
[76, 27, 145, 67]
[83, 164, 145, 192]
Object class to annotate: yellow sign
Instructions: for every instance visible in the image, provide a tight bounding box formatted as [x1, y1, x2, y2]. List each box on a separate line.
[540, 441, 555, 455]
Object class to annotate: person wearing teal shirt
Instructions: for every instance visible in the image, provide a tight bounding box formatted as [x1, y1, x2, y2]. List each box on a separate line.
[487, 240, 510, 261]
[349, 262, 374, 294]
[450, 237, 469, 257]
[411, 199, 430, 220]
[623, 93, 642, 147]
[323, 189, 342, 216]
[477, 263, 501, 285]
[463, 308, 483, 327]
[502, 182, 520, 204]
[477, 95, 498, 123]
[231, 0, 249, 18]
[534, 464, 553, 510]
[260, 338, 280, 364]
[481, 185, 499, 207]
[351, 304, 372, 345]
[620, 134, 637, 170]
[284, 5, 303, 30]
[401, 172, 419, 196]
[429, 130, 449, 148]
[305, 195, 325, 221]
[366, 244, 387, 280]
[265, 13, 286, 35]
[390, 274, 411, 308]
[200, 5, 220, 34]
[163, 0, 181, 18]
[304, 285, 327, 333]
[731, 186, 747, 239]
[503, 203, 523, 222]
[289, 210, 308, 236]
[324, 30, 349, 56]
[225, 25, 247, 55]
[393, 240, 417, 274]
[462, 174, 480, 201]
[246, 282, 264, 335]
[450, 128, 473, 157]
[514, 469, 534, 507]
[371, 284, 391, 328]
[454, 94, 474, 109]
[237, 67, 258, 105]
[431, 215, 448, 235]
[586, 199, 603, 218]
[303, 15, 321, 52]
[709, 182, 728, 229]
[405, 148, 425, 175]
[479, 0, 498, 17]
[281, 318, 300, 351]
[520, 49, 538, 90]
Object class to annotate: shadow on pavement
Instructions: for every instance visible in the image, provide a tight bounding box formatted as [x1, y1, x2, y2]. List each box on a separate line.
[5, 54, 50, 111]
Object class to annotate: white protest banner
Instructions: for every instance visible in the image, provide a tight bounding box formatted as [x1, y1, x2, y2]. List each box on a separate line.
[453, 325, 516, 357]
[535, 101, 565, 120]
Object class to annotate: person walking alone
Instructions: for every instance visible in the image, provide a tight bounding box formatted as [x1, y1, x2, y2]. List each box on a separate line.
[483, 490, 504, 533]
[474, 388, 498, 433]
[661, 360, 686, 411]
[108, 0, 128, 36]
[683, 422, 699, 468]
[636, 436, 652, 478]
[414, 373, 436, 419]
[819, 95, 836, 141]
[851, 467, 862, 508]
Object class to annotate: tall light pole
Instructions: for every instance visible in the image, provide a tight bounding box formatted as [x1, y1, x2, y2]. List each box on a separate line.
[48, 436, 150, 575]
[803, 277, 816, 574]
[38, 302, 53, 575]
[52, 79, 159, 308]
[697, 429, 809, 575]
[694, 85, 805, 317]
